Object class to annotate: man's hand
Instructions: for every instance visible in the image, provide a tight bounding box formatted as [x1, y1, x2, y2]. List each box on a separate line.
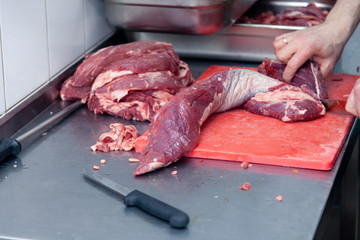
[273, 23, 343, 82]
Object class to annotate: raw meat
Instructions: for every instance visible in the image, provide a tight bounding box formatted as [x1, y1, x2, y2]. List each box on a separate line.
[134, 69, 326, 175]
[239, 183, 251, 191]
[60, 41, 194, 121]
[239, 3, 328, 26]
[91, 123, 139, 152]
[276, 195, 283, 202]
[258, 58, 328, 99]
[243, 84, 326, 122]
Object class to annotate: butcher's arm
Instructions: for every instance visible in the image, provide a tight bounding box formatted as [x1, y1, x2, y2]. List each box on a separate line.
[273, 0, 360, 82]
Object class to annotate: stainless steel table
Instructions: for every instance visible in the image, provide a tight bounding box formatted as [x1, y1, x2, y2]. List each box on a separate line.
[0, 54, 359, 240]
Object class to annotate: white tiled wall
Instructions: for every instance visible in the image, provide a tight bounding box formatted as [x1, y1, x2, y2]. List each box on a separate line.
[0, 37, 4, 115]
[0, 0, 115, 115]
[1, 0, 49, 109]
[0, 1, 4, 115]
[84, 0, 114, 50]
[46, 0, 85, 77]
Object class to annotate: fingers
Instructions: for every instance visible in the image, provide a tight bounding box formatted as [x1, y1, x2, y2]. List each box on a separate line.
[345, 92, 356, 115]
[313, 58, 334, 79]
[274, 36, 296, 65]
[273, 34, 290, 53]
[273, 24, 340, 83]
[273, 33, 294, 60]
[274, 33, 292, 44]
[274, 36, 313, 82]
[282, 50, 314, 82]
[345, 78, 360, 117]
[273, 31, 321, 82]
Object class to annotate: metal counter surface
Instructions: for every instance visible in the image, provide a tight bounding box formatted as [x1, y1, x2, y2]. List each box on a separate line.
[0, 59, 357, 240]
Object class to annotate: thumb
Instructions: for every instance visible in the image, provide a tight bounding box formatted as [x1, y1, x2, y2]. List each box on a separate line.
[345, 78, 360, 117]
[345, 91, 357, 116]
[315, 58, 335, 79]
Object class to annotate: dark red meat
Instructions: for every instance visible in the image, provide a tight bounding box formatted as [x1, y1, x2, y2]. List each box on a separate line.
[243, 84, 326, 122]
[134, 69, 325, 175]
[60, 41, 194, 121]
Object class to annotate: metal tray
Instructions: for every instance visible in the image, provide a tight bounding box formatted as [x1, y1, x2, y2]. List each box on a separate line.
[238, 0, 333, 20]
[125, 0, 334, 61]
[104, 0, 257, 35]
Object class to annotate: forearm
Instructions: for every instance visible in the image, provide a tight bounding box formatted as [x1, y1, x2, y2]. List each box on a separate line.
[272, 0, 360, 81]
[324, 0, 360, 44]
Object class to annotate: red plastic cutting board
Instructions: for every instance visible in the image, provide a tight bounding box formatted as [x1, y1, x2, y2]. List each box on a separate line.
[185, 66, 358, 170]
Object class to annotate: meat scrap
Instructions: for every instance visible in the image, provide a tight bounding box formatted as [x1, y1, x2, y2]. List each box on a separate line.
[240, 161, 249, 169]
[60, 41, 194, 121]
[239, 182, 251, 191]
[239, 3, 328, 26]
[91, 123, 139, 152]
[134, 69, 326, 175]
[129, 158, 140, 163]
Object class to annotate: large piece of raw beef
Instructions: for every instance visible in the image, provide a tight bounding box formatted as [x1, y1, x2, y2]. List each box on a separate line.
[134, 69, 326, 175]
[60, 41, 194, 121]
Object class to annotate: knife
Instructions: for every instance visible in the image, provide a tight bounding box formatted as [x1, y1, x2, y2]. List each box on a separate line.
[83, 169, 190, 228]
[0, 100, 82, 163]
[321, 99, 347, 109]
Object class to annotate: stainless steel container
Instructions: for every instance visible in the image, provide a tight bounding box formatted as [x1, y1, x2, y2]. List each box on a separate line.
[104, 0, 257, 35]
[125, 0, 334, 61]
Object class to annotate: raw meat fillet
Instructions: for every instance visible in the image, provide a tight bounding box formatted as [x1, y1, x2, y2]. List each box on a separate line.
[258, 58, 328, 99]
[60, 41, 194, 121]
[134, 69, 325, 175]
[239, 3, 328, 26]
[91, 123, 139, 152]
[243, 84, 326, 122]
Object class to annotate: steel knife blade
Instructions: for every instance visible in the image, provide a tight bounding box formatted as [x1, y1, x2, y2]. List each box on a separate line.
[83, 169, 190, 228]
[0, 100, 82, 163]
[320, 99, 347, 109]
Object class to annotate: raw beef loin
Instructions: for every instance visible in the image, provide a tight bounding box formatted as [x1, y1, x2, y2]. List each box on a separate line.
[134, 69, 326, 175]
[60, 41, 194, 121]
[258, 58, 328, 99]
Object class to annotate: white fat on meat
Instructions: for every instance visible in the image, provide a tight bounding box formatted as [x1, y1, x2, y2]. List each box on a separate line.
[249, 88, 326, 122]
[96, 98, 150, 120]
[310, 63, 322, 98]
[152, 91, 174, 107]
[91, 70, 133, 91]
[91, 123, 139, 152]
[216, 70, 283, 112]
[107, 89, 130, 102]
[95, 90, 173, 121]
[199, 70, 284, 125]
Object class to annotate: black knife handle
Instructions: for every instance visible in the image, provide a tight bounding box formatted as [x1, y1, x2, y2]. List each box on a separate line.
[0, 138, 21, 162]
[124, 190, 190, 228]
